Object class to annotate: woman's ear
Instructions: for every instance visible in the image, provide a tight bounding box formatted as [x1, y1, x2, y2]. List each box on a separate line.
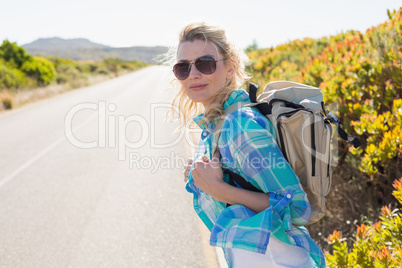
[226, 58, 235, 81]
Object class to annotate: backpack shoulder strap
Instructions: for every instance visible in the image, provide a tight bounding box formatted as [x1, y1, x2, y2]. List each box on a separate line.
[224, 169, 263, 193]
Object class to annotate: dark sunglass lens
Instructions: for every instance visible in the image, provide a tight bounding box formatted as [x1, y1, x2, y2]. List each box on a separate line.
[195, 57, 216, 74]
[173, 63, 190, 80]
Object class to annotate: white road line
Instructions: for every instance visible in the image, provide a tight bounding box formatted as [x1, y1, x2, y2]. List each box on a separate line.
[0, 111, 97, 188]
[0, 79, 135, 188]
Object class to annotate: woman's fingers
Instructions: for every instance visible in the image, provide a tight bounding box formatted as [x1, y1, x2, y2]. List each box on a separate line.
[184, 157, 194, 182]
[184, 165, 191, 181]
[184, 169, 190, 182]
[184, 153, 222, 183]
[212, 149, 221, 160]
[201, 155, 209, 163]
[211, 150, 221, 168]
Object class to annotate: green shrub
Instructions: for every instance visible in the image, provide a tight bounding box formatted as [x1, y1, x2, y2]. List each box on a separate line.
[103, 58, 119, 75]
[0, 40, 32, 68]
[120, 62, 135, 70]
[298, 9, 402, 183]
[326, 178, 402, 267]
[96, 67, 110, 75]
[75, 62, 92, 73]
[0, 60, 27, 89]
[247, 8, 402, 252]
[88, 63, 98, 73]
[48, 57, 77, 72]
[55, 74, 68, 84]
[21, 56, 56, 86]
[130, 60, 149, 70]
[0, 42, 149, 91]
[246, 36, 334, 88]
[247, 7, 402, 191]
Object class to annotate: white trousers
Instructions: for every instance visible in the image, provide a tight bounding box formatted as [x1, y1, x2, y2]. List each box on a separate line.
[226, 236, 314, 268]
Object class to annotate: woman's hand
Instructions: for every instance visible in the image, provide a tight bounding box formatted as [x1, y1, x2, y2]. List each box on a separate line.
[191, 150, 270, 213]
[191, 150, 225, 200]
[184, 157, 193, 183]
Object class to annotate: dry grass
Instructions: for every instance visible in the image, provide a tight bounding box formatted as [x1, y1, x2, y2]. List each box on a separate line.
[307, 154, 398, 252]
[0, 90, 14, 110]
[0, 72, 129, 113]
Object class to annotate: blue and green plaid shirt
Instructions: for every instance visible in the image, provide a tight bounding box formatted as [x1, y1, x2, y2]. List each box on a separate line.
[186, 89, 325, 268]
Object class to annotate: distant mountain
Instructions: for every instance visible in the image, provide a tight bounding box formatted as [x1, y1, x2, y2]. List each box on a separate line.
[23, 37, 110, 50]
[22, 37, 168, 64]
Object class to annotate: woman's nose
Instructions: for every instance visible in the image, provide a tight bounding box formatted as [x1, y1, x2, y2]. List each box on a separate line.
[188, 64, 202, 79]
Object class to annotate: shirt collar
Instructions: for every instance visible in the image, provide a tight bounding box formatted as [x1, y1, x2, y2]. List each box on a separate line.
[223, 89, 250, 109]
[192, 89, 250, 130]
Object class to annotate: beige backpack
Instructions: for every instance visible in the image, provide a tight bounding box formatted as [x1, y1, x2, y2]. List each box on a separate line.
[213, 81, 360, 225]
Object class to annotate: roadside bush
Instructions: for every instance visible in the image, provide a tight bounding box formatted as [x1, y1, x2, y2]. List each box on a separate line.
[246, 37, 334, 88]
[247, 8, 402, 253]
[75, 61, 94, 73]
[96, 67, 110, 75]
[0, 41, 150, 103]
[326, 178, 402, 267]
[0, 40, 32, 68]
[48, 57, 77, 73]
[21, 56, 56, 86]
[0, 90, 14, 109]
[299, 8, 402, 185]
[0, 60, 27, 89]
[87, 62, 98, 73]
[247, 7, 402, 192]
[120, 62, 135, 70]
[69, 73, 89, 89]
[55, 74, 68, 84]
[103, 58, 122, 76]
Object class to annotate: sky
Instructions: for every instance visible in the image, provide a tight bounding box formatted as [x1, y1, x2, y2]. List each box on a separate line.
[0, 0, 401, 50]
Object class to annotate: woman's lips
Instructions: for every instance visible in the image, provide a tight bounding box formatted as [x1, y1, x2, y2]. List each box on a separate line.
[190, 84, 207, 91]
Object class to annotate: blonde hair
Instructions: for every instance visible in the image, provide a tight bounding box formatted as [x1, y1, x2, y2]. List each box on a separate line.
[168, 22, 250, 129]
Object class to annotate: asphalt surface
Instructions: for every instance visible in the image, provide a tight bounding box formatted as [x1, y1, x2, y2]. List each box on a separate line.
[0, 66, 218, 268]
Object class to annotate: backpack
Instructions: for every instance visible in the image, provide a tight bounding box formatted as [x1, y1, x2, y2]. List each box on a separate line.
[213, 81, 361, 225]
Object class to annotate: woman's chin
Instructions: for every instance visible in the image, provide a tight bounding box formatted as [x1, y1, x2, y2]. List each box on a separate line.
[188, 93, 208, 104]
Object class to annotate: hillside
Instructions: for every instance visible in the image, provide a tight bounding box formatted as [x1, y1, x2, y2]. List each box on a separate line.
[23, 37, 109, 50]
[23, 37, 168, 63]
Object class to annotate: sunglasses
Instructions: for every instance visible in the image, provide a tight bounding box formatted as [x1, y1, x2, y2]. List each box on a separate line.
[173, 56, 226, 80]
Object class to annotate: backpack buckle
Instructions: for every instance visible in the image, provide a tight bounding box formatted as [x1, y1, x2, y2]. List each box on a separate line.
[325, 110, 341, 125]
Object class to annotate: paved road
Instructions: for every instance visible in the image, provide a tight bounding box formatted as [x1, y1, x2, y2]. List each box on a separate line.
[0, 66, 218, 268]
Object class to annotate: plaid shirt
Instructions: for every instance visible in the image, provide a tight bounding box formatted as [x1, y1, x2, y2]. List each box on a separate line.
[186, 89, 325, 268]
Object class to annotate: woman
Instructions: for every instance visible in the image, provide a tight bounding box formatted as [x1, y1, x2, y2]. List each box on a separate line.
[171, 22, 325, 268]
